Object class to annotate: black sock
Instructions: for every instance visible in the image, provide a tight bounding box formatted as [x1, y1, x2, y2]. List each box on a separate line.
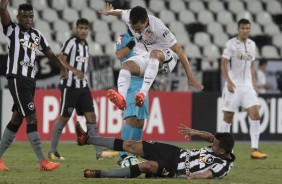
[113, 139, 124, 151]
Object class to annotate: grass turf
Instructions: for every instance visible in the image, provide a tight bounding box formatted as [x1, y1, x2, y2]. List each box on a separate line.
[0, 142, 281, 184]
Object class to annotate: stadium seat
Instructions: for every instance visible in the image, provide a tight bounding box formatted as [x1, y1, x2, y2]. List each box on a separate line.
[169, 21, 187, 35]
[148, 0, 166, 13]
[250, 23, 263, 36]
[7, 6, 17, 21]
[33, 20, 52, 32]
[111, 20, 128, 35]
[12, 0, 29, 8]
[255, 47, 261, 59]
[169, 0, 187, 13]
[50, 42, 62, 55]
[53, 20, 70, 32]
[40, 31, 53, 43]
[228, 1, 245, 14]
[159, 9, 176, 25]
[256, 12, 274, 26]
[92, 20, 109, 33]
[70, 0, 87, 11]
[246, 0, 263, 14]
[272, 34, 282, 48]
[263, 23, 280, 35]
[101, 14, 120, 23]
[251, 35, 272, 49]
[226, 22, 237, 36]
[207, 22, 224, 36]
[55, 32, 72, 45]
[236, 11, 254, 22]
[94, 32, 113, 45]
[81, 8, 98, 22]
[51, 0, 68, 11]
[178, 10, 196, 24]
[89, 42, 104, 56]
[62, 8, 79, 23]
[42, 9, 59, 23]
[261, 45, 280, 59]
[266, 0, 282, 15]
[213, 32, 229, 48]
[31, 0, 48, 11]
[188, 1, 205, 13]
[174, 32, 191, 46]
[89, 0, 105, 11]
[104, 42, 116, 57]
[130, 0, 146, 8]
[203, 44, 220, 59]
[198, 11, 215, 25]
[184, 44, 201, 58]
[194, 32, 211, 47]
[208, 0, 224, 13]
[217, 11, 234, 25]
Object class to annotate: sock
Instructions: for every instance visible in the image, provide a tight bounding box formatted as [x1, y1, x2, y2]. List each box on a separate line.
[50, 120, 65, 153]
[219, 120, 231, 132]
[117, 69, 131, 98]
[27, 124, 45, 161]
[140, 59, 159, 96]
[0, 122, 19, 157]
[249, 118, 260, 149]
[87, 136, 116, 150]
[120, 123, 133, 157]
[132, 127, 143, 141]
[86, 122, 104, 153]
[101, 167, 131, 178]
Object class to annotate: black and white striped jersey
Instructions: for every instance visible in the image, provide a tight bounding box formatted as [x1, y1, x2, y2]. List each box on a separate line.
[60, 36, 89, 88]
[3, 22, 50, 81]
[176, 146, 235, 179]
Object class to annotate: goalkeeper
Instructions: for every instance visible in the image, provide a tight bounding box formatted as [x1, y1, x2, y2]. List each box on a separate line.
[75, 122, 235, 179]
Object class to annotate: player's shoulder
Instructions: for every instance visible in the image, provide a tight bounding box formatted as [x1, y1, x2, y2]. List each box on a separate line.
[224, 37, 237, 47]
[246, 38, 256, 46]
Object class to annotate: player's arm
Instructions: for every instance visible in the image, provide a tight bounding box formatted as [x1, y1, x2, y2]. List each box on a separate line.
[170, 42, 203, 90]
[221, 57, 236, 93]
[178, 124, 214, 143]
[0, 0, 12, 26]
[58, 54, 84, 79]
[116, 39, 135, 60]
[99, 3, 123, 18]
[187, 170, 213, 179]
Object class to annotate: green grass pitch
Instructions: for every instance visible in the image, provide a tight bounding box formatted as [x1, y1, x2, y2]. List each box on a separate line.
[0, 142, 281, 184]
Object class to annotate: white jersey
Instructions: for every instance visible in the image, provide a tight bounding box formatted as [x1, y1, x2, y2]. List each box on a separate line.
[222, 37, 256, 87]
[121, 10, 177, 54]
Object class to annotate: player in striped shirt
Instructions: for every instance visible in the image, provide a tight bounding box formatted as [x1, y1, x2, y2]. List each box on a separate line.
[75, 122, 235, 179]
[0, 1, 67, 171]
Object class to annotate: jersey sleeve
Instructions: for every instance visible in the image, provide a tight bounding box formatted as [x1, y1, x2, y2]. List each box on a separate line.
[222, 41, 232, 60]
[60, 39, 74, 56]
[116, 34, 131, 51]
[3, 22, 16, 37]
[38, 33, 50, 53]
[155, 17, 177, 47]
[210, 163, 230, 179]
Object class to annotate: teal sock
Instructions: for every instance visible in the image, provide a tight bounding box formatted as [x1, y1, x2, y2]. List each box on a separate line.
[132, 127, 143, 141]
[120, 123, 133, 157]
[50, 120, 65, 153]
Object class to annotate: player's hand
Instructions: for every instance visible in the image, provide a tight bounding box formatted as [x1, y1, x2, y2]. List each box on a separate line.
[227, 81, 236, 93]
[73, 69, 84, 79]
[178, 124, 196, 139]
[99, 3, 114, 15]
[187, 77, 204, 91]
[60, 68, 68, 80]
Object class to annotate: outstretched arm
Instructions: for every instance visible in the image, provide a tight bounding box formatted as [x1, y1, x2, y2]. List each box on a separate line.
[187, 170, 213, 179]
[99, 3, 123, 18]
[0, 0, 11, 26]
[178, 124, 214, 143]
[58, 55, 84, 79]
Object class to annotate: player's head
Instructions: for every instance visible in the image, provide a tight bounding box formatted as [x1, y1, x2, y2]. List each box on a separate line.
[212, 132, 235, 155]
[17, 4, 34, 31]
[75, 18, 90, 41]
[237, 18, 251, 41]
[129, 6, 149, 34]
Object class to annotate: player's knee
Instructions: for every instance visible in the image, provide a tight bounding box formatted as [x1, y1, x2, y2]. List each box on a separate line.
[26, 113, 37, 124]
[123, 140, 139, 152]
[139, 161, 156, 173]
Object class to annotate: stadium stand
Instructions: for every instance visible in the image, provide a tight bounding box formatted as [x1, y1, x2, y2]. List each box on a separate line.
[1, 0, 281, 60]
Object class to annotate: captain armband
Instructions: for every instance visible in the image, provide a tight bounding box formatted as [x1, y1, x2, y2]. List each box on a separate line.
[126, 40, 135, 50]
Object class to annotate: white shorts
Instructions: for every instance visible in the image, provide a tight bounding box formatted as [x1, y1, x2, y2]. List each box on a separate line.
[221, 86, 259, 112]
[124, 49, 178, 76]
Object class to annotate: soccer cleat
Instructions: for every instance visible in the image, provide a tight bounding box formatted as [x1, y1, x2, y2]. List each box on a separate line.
[75, 121, 89, 146]
[0, 158, 9, 171]
[134, 93, 145, 107]
[251, 150, 268, 159]
[48, 151, 65, 160]
[40, 160, 60, 171]
[107, 89, 126, 110]
[84, 169, 101, 178]
[96, 150, 119, 160]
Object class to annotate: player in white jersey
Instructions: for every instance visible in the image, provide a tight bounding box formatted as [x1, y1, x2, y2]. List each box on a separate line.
[99, 4, 203, 110]
[219, 19, 267, 159]
[75, 122, 235, 179]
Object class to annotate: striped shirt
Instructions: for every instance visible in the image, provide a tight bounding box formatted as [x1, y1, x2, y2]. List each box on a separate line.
[3, 22, 50, 81]
[60, 36, 89, 88]
[176, 146, 235, 179]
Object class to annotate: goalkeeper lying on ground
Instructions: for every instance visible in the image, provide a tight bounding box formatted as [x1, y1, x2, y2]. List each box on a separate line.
[75, 122, 235, 179]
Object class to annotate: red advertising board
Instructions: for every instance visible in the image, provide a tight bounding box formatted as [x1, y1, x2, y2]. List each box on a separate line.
[15, 90, 192, 141]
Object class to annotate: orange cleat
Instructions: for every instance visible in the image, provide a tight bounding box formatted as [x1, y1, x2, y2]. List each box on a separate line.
[107, 89, 126, 110]
[40, 160, 60, 171]
[84, 169, 101, 178]
[134, 93, 145, 107]
[75, 121, 89, 146]
[0, 158, 9, 171]
[251, 150, 268, 159]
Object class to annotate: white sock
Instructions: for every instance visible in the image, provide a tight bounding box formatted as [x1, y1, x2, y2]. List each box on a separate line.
[118, 69, 131, 98]
[219, 120, 231, 132]
[249, 118, 260, 149]
[140, 59, 159, 96]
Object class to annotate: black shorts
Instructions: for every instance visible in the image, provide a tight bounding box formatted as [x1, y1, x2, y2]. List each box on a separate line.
[8, 77, 36, 117]
[142, 141, 181, 177]
[60, 86, 95, 117]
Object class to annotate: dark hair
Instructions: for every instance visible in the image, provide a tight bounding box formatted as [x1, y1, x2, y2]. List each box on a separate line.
[215, 132, 235, 154]
[18, 3, 33, 12]
[259, 59, 268, 66]
[76, 18, 89, 27]
[238, 18, 251, 27]
[129, 6, 148, 25]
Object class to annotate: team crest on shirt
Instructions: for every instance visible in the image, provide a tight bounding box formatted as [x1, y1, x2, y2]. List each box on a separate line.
[28, 102, 35, 110]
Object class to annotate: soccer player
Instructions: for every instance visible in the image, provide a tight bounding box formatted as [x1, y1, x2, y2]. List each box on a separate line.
[218, 18, 267, 159]
[115, 29, 148, 165]
[0, 1, 67, 171]
[99, 4, 203, 110]
[48, 18, 118, 160]
[75, 122, 235, 179]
